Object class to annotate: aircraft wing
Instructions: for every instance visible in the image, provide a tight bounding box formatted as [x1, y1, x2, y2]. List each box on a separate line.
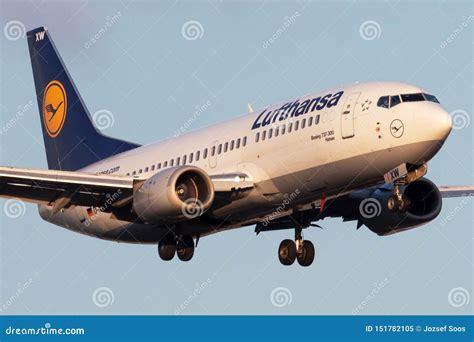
[0, 166, 137, 213]
[438, 185, 474, 198]
[0, 166, 254, 214]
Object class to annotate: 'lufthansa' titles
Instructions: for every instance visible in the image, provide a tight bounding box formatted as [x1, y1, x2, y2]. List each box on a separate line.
[251, 91, 344, 130]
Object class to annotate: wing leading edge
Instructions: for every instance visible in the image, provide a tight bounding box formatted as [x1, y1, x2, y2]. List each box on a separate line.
[0, 166, 137, 213]
[438, 185, 474, 198]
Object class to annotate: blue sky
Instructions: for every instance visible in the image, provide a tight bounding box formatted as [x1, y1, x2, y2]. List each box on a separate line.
[0, 0, 472, 315]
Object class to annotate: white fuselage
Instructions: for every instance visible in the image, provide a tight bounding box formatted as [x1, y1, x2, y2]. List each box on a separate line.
[40, 81, 452, 242]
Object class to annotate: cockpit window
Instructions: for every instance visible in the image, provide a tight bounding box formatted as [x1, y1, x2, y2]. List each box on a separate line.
[401, 93, 425, 102]
[377, 96, 389, 108]
[390, 95, 401, 108]
[423, 93, 439, 103]
[378, 92, 440, 109]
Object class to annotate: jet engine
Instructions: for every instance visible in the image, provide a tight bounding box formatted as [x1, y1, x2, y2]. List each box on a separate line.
[133, 166, 215, 224]
[352, 178, 442, 235]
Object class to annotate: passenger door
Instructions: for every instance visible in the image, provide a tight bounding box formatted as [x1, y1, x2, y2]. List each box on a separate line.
[341, 92, 360, 139]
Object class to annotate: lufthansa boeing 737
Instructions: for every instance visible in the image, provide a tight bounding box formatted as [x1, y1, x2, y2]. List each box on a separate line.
[1, 27, 472, 267]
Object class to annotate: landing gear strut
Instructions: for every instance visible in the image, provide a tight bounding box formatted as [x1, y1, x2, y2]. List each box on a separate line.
[158, 234, 195, 262]
[387, 182, 407, 212]
[386, 163, 428, 212]
[278, 221, 316, 267]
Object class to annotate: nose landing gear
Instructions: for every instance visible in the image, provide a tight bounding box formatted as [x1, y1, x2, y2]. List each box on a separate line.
[278, 227, 316, 267]
[386, 163, 427, 212]
[387, 182, 407, 212]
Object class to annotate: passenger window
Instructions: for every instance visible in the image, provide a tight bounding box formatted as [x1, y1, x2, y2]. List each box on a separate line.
[211, 146, 216, 156]
[218, 144, 222, 154]
[196, 151, 200, 161]
[243, 136, 247, 146]
[274, 127, 279, 137]
[288, 122, 293, 133]
[170, 159, 174, 167]
[139, 169, 142, 174]
[158, 163, 161, 169]
[281, 125, 286, 135]
[230, 140, 234, 151]
[315, 115, 320, 125]
[145, 167, 149, 172]
[176, 157, 180, 165]
[268, 129, 273, 139]
[262, 131, 266, 141]
[224, 142, 228, 153]
[132, 171, 136, 175]
[183, 155, 187, 164]
[189, 153, 193, 163]
[295, 121, 299, 131]
[126, 173, 130, 176]
[151, 165, 155, 171]
[255, 132, 260, 143]
[236, 138, 241, 148]
[390, 95, 401, 107]
[205, 148, 209, 158]
[301, 118, 306, 129]
[308, 117, 313, 127]
[377, 96, 389, 108]
[164, 161, 168, 167]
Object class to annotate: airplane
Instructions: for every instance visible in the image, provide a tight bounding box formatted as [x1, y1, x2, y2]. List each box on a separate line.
[1, 26, 472, 267]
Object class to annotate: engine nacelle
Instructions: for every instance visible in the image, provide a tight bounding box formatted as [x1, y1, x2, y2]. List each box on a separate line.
[133, 166, 215, 224]
[353, 178, 442, 235]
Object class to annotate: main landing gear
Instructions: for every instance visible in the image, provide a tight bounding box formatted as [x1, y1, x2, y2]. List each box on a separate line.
[278, 227, 315, 267]
[158, 234, 195, 262]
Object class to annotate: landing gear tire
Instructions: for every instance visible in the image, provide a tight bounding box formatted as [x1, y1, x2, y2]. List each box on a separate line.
[158, 235, 176, 261]
[387, 195, 406, 212]
[278, 239, 297, 266]
[177, 235, 195, 262]
[297, 240, 315, 267]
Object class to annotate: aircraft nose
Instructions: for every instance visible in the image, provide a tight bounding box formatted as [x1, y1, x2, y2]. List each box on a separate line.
[428, 107, 452, 141]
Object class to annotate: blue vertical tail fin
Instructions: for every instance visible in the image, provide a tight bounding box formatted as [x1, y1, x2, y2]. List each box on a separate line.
[27, 26, 140, 171]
